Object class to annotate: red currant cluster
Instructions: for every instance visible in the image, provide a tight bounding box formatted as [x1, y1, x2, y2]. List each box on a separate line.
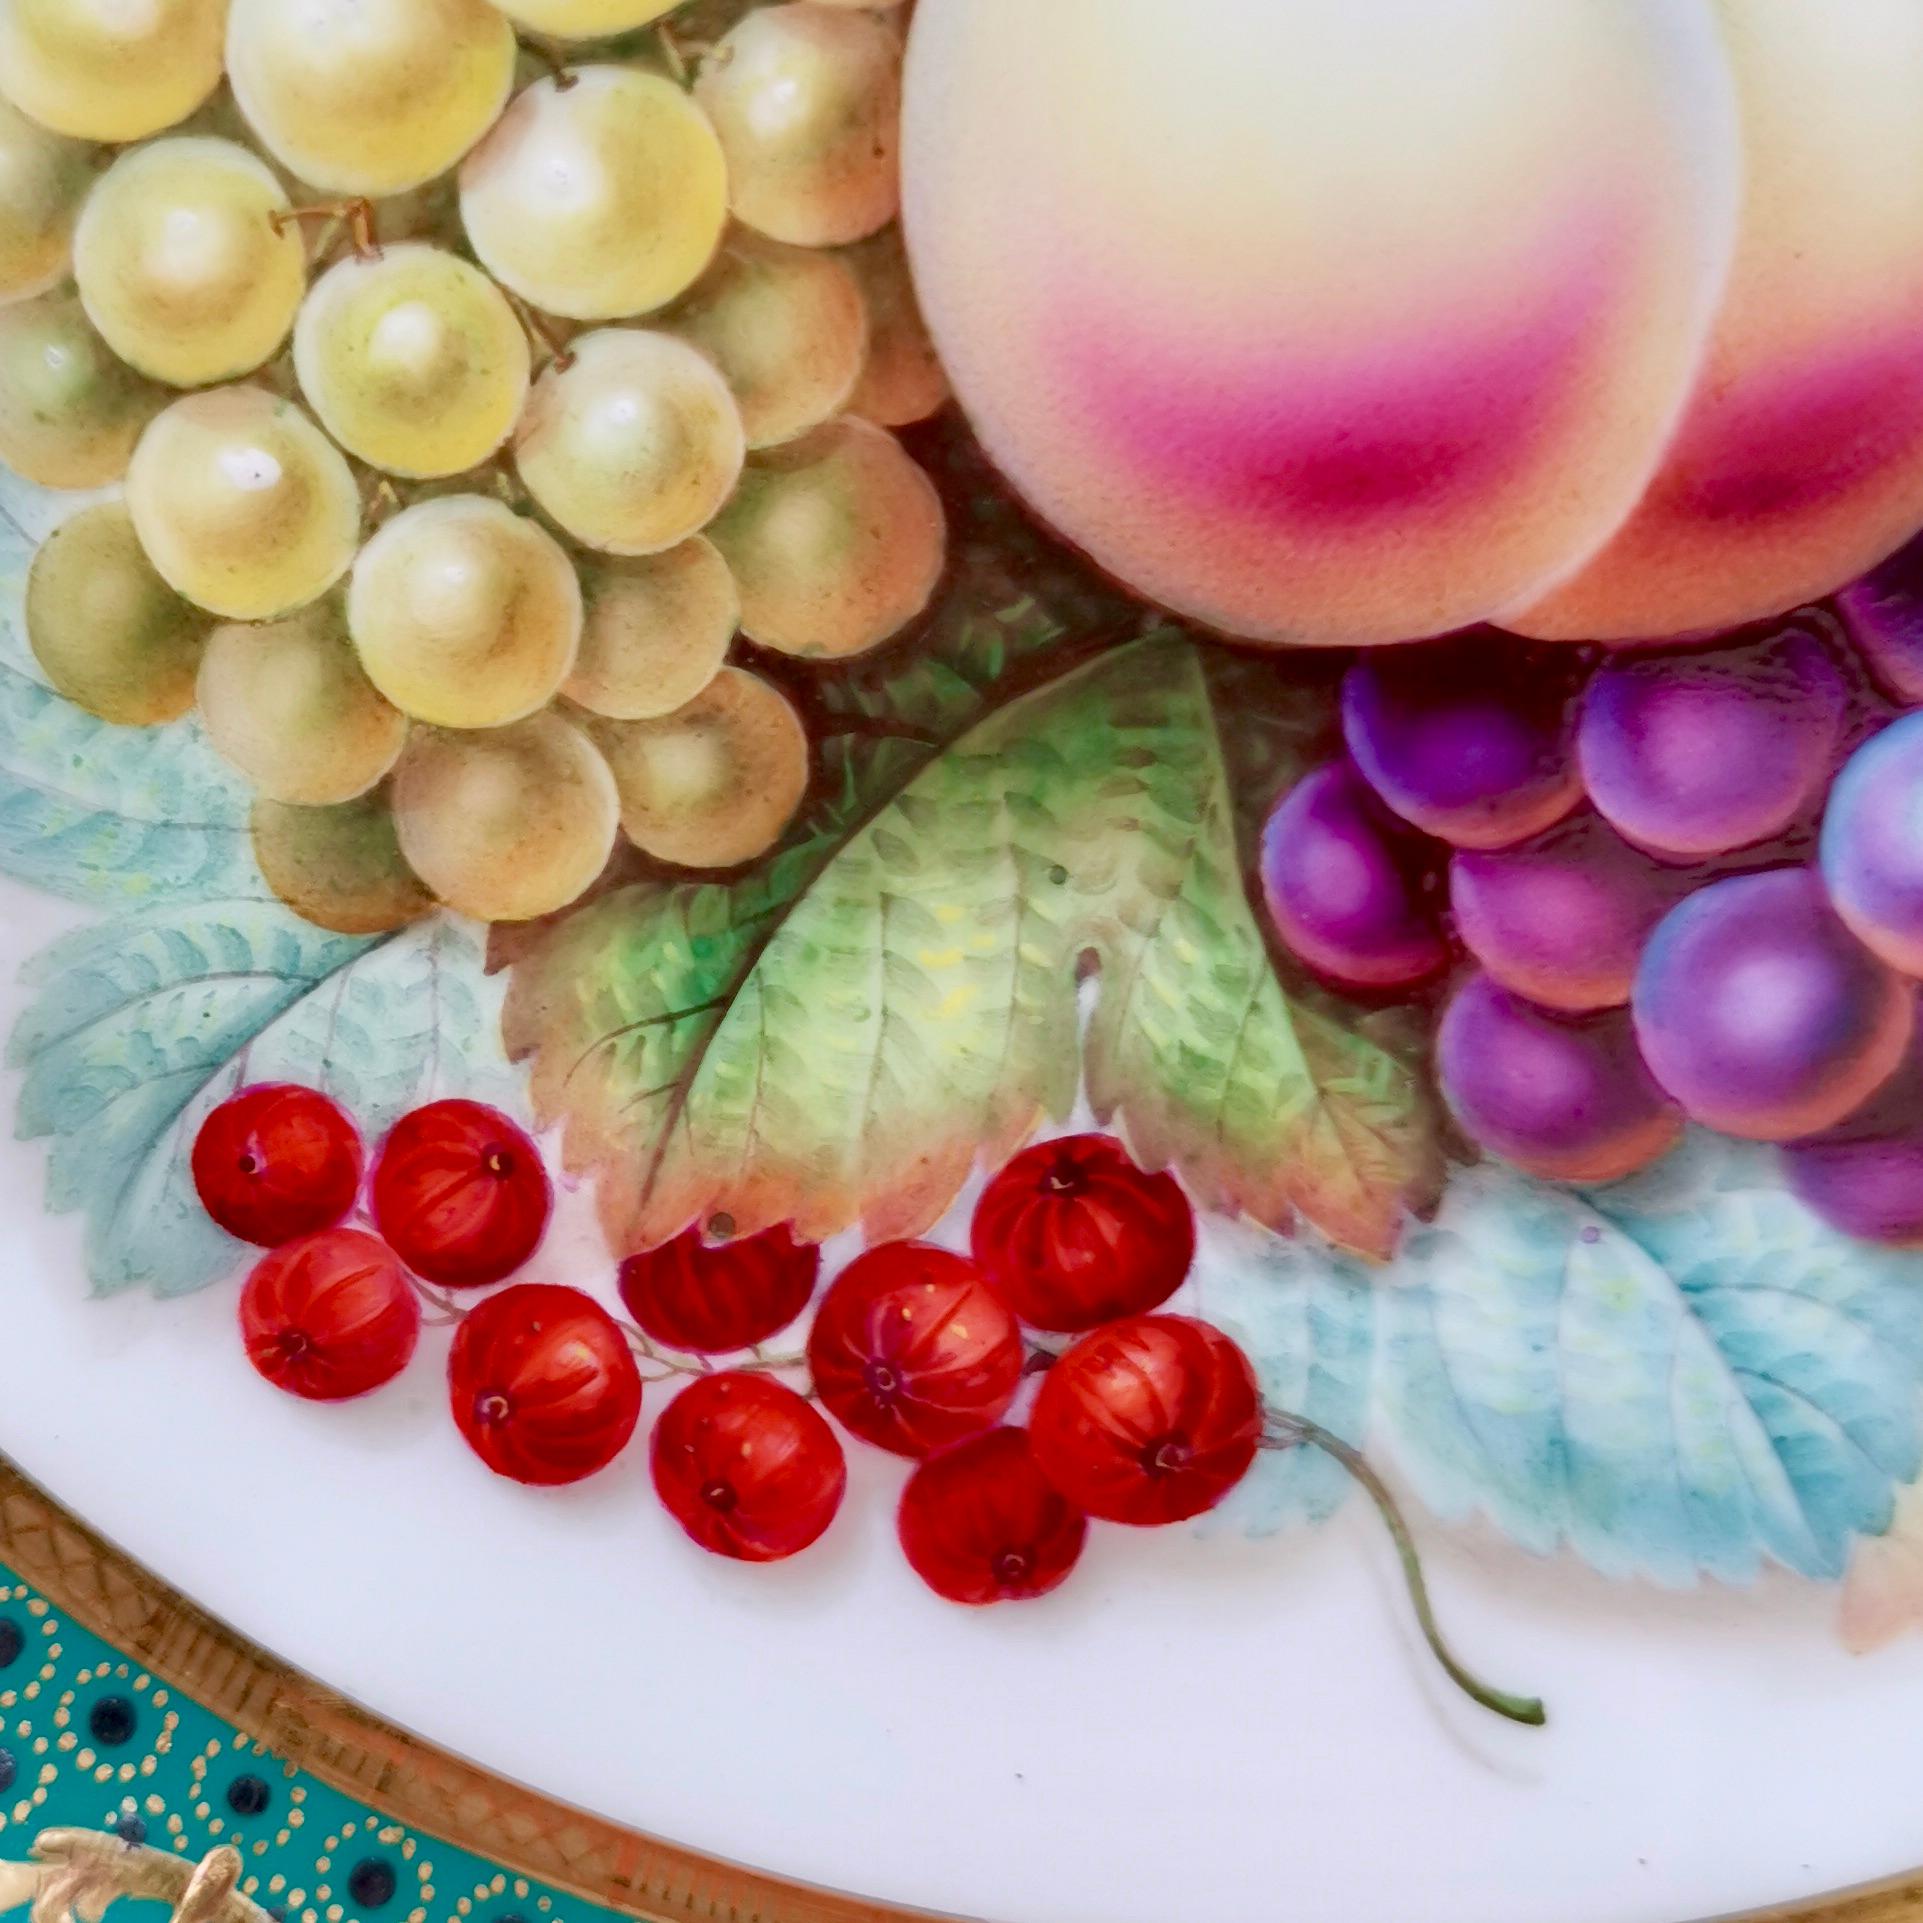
[189, 1091, 1543, 1722]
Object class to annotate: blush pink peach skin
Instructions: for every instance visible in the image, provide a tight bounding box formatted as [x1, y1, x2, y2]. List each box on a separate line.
[901, 0, 1923, 649]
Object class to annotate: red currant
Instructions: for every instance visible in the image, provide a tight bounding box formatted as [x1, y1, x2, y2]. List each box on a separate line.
[1030, 1314, 1262, 1525]
[806, 1242, 1023, 1458]
[619, 1224, 819, 1355]
[192, 1083, 362, 1247]
[971, 1133, 1195, 1332]
[651, 1372, 846, 1562]
[898, 1427, 1088, 1605]
[448, 1284, 641, 1486]
[372, 1099, 550, 1287]
[239, 1228, 419, 1402]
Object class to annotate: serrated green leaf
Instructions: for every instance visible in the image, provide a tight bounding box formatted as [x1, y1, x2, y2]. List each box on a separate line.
[9, 902, 522, 1297]
[507, 632, 1441, 1258]
[1374, 1132, 1923, 1585]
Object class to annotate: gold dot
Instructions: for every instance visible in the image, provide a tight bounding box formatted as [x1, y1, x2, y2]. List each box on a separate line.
[133, 1675, 151, 1693]
[76, 1748, 95, 1770]
[512, 1879, 527, 1898]
[269, 1876, 286, 1894]
[139, 1757, 156, 1777]
[144, 1795, 162, 1816]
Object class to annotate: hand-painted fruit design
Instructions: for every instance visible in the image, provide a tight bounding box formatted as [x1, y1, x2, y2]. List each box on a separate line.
[805, 1242, 1023, 1458]
[970, 1134, 1195, 1334]
[371, 1100, 552, 1287]
[1028, 1316, 1263, 1527]
[240, 1229, 421, 1403]
[618, 1224, 819, 1355]
[192, 1085, 363, 1249]
[185, 1094, 1541, 1720]
[448, 1284, 642, 1487]
[650, 1372, 846, 1562]
[3, 0, 948, 944]
[904, 0, 1923, 647]
[897, 1427, 1087, 1606]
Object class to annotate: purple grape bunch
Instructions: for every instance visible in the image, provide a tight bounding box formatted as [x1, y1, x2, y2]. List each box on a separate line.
[1255, 567, 1923, 1244]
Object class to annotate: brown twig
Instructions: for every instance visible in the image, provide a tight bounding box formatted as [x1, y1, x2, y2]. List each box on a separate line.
[271, 198, 378, 263]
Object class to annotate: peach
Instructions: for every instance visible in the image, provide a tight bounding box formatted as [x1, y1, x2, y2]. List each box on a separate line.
[1514, 0, 1923, 641]
[901, 0, 1743, 648]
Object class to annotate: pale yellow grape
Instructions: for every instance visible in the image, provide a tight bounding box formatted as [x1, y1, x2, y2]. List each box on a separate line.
[485, 0, 681, 34]
[127, 386, 362, 621]
[515, 328, 743, 555]
[592, 666, 807, 869]
[198, 600, 409, 805]
[294, 244, 530, 478]
[0, 289, 163, 487]
[348, 495, 581, 728]
[0, 94, 90, 304]
[843, 225, 948, 427]
[459, 68, 726, 321]
[695, 5, 901, 247]
[25, 501, 205, 723]
[227, 0, 517, 197]
[708, 417, 944, 659]
[391, 712, 618, 921]
[74, 139, 306, 389]
[0, 0, 225, 142]
[252, 793, 434, 936]
[566, 538, 737, 720]
[669, 234, 866, 448]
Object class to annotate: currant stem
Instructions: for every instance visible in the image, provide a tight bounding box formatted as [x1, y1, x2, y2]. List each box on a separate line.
[1262, 1411, 1547, 1729]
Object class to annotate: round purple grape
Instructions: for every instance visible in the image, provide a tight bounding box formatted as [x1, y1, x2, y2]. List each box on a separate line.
[1340, 630, 1582, 850]
[1435, 973, 1681, 1184]
[1258, 760, 1446, 991]
[1578, 620, 1847, 858]
[1821, 711, 1923, 977]
[1783, 1038, 1923, 1245]
[1631, 867, 1912, 1141]
[1838, 531, 1923, 706]
[1450, 810, 1681, 1013]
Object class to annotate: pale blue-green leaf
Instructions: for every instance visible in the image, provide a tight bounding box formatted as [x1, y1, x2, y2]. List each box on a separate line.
[1195, 1218, 1374, 1535]
[0, 470, 261, 906]
[9, 901, 524, 1297]
[1375, 1133, 1923, 1586]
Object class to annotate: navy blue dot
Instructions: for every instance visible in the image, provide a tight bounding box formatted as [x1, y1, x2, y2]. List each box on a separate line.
[226, 1773, 271, 1817]
[113, 1813, 146, 1845]
[87, 1697, 136, 1748]
[0, 1620, 23, 1670]
[347, 1859, 397, 1909]
[0, 1750, 15, 1793]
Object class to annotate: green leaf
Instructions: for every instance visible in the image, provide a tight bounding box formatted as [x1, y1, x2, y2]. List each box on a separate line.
[506, 632, 1441, 1259]
[1374, 1133, 1923, 1585]
[9, 902, 522, 1296]
[0, 471, 261, 907]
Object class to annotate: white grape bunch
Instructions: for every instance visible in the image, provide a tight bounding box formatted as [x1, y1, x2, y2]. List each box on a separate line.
[0, 0, 947, 935]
